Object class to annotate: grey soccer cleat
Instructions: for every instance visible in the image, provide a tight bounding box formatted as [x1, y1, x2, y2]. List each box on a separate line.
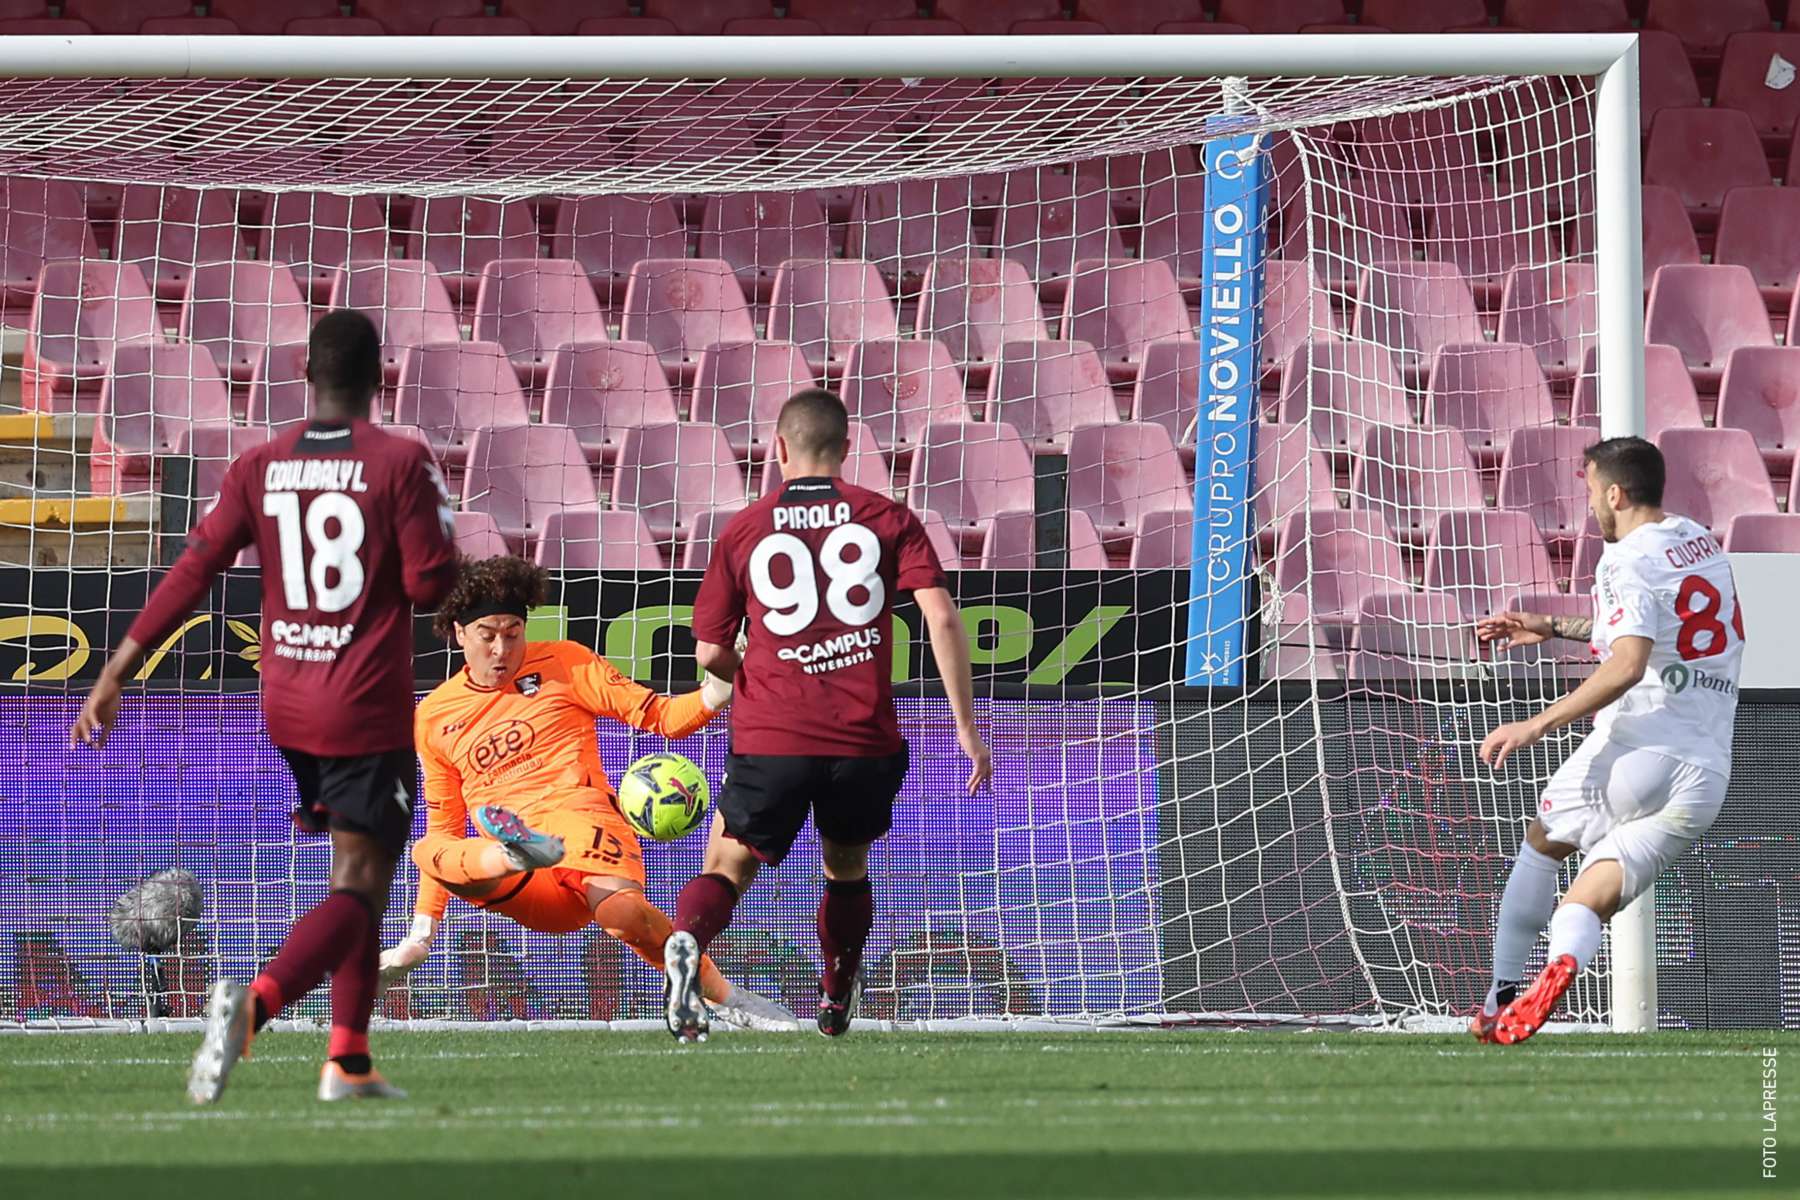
[663, 930, 710, 1044]
[709, 985, 802, 1032]
[318, 1061, 408, 1101]
[187, 980, 254, 1105]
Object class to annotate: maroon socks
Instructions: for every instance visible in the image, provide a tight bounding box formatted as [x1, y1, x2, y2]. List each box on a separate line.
[818, 877, 873, 1000]
[247, 889, 379, 1073]
[674, 872, 741, 951]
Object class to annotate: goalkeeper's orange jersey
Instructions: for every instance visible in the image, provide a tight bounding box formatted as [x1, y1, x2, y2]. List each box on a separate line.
[412, 640, 718, 919]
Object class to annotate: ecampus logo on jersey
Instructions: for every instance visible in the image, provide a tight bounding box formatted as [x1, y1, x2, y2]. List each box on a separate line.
[779, 626, 882, 675]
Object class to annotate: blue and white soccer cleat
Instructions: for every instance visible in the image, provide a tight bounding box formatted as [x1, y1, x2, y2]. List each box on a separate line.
[663, 930, 710, 1044]
[187, 979, 254, 1105]
[473, 804, 565, 873]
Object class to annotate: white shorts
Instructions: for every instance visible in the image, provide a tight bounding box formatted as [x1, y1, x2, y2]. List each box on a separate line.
[1537, 736, 1727, 908]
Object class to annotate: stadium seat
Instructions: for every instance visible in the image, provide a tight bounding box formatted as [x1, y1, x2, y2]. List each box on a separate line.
[452, 511, 511, 560]
[1712, 188, 1800, 309]
[932, 0, 1063, 35]
[1278, 339, 1416, 457]
[138, 16, 238, 34]
[0, 177, 100, 317]
[1065, 422, 1192, 551]
[541, 340, 680, 465]
[1350, 425, 1487, 545]
[210, 0, 340, 34]
[1645, 0, 1773, 58]
[113, 186, 244, 304]
[1644, 263, 1775, 388]
[1348, 591, 1475, 682]
[1275, 509, 1412, 635]
[1137, 173, 1207, 283]
[1478, 589, 1594, 680]
[328, 260, 462, 385]
[392, 341, 531, 467]
[783, 0, 915, 35]
[1352, 261, 1485, 379]
[1643, 108, 1772, 222]
[610, 421, 749, 541]
[1257, 259, 1337, 377]
[1280, 176, 1415, 289]
[1423, 509, 1559, 618]
[549, 195, 686, 303]
[909, 509, 964, 571]
[1130, 340, 1200, 465]
[1060, 259, 1193, 379]
[501, 0, 631, 34]
[256, 192, 389, 305]
[61, 1, 191, 34]
[907, 422, 1036, 551]
[1128, 508, 1193, 569]
[839, 338, 972, 457]
[174, 422, 273, 526]
[245, 342, 310, 430]
[1078, 0, 1204, 32]
[1569, 343, 1705, 435]
[620, 259, 757, 378]
[1214, 0, 1346, 31]
[283, 15, 385, 34]
[994, 169, 1126, 292]
[975, 509, 1111, 570]
[1724, 512, 1800, 552]
[177, 261, 310, 388]
[639, 0, 772, 34]
[1641, 184, 1701, 279]
[1497, 264, 1597, 386]
[766, 259, 900, 373]
[1495, 82, 1596, 219]
[914, 257, 1050, 380]
[846, 179, 978, 289]
[90, 342, 235, 495]
[471, 259, 609, 390]
[1422, 180, 1559, 295]
[1715, 346, 1800, 476]
[23, 260, 163, 414]
[1500, 0, 1629, 31]
[0, 17, 89, 32]
[1713, 34, 1800, 146]
[756, 419, 892, 497]
[719, 16, 823, 34]
[1358, 2, 1490, 36]
[1356, 105, 1486, 207]
[985, 340, 1120, 454]
[677, 505, 748, 571]
[1254, 422, 1335, 551]
[401, 197, 540, 307]
[429, 16, 533, 35]
[1568, 520, 1604, 594]
[690, 340, 817, 460]
[572, 15, 679, 33]
[1635, 31, 1705, 138]
[1496, 426, 1595, 551]
[1655, 427, 1778, 533]
[462, 423, 598, 552]
[1424, 342, 1558, 468]
[698, 192, 832, 298]
[356, 0, 485, 36]
[533, 506, 664, 570]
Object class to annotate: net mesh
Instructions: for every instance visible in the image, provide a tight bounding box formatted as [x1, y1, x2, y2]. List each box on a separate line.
[0, 68, 1621, 1028]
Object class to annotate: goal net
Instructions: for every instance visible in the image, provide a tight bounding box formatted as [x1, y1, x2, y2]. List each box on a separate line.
[0, 40, 1645, 1030]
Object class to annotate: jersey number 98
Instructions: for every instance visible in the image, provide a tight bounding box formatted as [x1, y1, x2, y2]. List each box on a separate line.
[748, 523, 883, 636]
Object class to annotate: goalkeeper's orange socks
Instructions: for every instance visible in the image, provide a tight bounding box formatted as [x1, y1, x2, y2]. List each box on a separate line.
[593, 887, 729, 1002]
[818, 878, 873, 1000]
[674, 872, 740, 951]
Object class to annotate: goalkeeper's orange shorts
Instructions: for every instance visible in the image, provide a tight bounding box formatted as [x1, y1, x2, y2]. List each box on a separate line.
[475, 797, 645, 935]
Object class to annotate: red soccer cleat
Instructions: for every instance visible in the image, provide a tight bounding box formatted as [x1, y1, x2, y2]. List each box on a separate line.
[1494, 954, 1577, 1045]
[1468, 1007, 1501, 1044]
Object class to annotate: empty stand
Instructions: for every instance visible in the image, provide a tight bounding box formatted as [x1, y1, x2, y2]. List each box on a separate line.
[178, 261, 310, 387]
[0, 177, 96, 317]
[620, 259, 756, 377]
[1715, 346, 1800, 476]
[472, 258, 610, 389]
[62, 0, 191, 34]
[839, 339, 971, 456]
[1254, 421, 1335, 550]
[1641, 184, 1701, 277]
[1644, 263, 1775, 388]
[1500, 0, 1629, 31]
[462, 423, 597, 551]
[1637, 31, 1704, 136]
[256, 193, 388, 304]
[847, 179, 978, 287]
[1350, 425, 1487, 545]
[766, 259, 900, 372]
[113, 185, 243, 303]
[1724, 512, 1800, 552]
[1570, 343, 1705, 435]
[907, 422, 1036, 551]
[1421, 179, 1559, 293]
[756, 420, 893, 497]
[550, 195, 687, 302]
[1138, 173, 1208, 283]
[174, 423, 274, 530]
[1715, 33, 1800, 143]
[1423, 509, 1559, 618]
[1353, 261, 1485, 378]
[1496, 425, 1596, 550]
[1645, 0, 1774, 57]
[1643, 108, 1772, 221]
[1215, 0, 1346, 32]
[1492, 591, 1598, 680]
[541, 340, 680, 465]
[430, 15, 534, 35]
[358, 0, 486, 36]
[681, 505, 752, 571]
[1131, 340, 1200, 463]
[1259, 259, 1337, 374]
[1278, 339, 1416, 456]
[452, 510, 511, 560]
[210, 0, 340, 34]
[1498, 264, 1597, 385]
[402, 197, 540, 306]
[689, 340, 817, 459]
[784, 0, 917, 35]
[391, 341, 531, 467]
[1274, 510, 1412, 635]
[913, 508, 964, 570]
[1425, 342, 1558, 467]
[1065, 422, 1192, 552]
[640, 0, 774, 35]
[611, 422, 749, 541]
[699, 191, 832, 297]
[914, 257, 1050, 379]
[1658, 427, 1779, 532]
[1713, 188, 1800, 307]
[985, 341, 1120, 453]
[245, 342, 310, 430]
[933, 0, 1064, 35]
[533, 506, 665, 570]
[994, 170, 1126, 290]
[90, 342, 234, 494]
[1349, 591, 1475, 681]
[23, 260, 163, 413]
[1061, 259, 1193, 377]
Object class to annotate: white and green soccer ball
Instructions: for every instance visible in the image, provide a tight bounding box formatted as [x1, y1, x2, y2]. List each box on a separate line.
[617, 752, 711, 842]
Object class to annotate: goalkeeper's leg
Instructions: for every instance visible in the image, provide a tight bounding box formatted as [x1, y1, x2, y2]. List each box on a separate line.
[412, 805, 566, 899]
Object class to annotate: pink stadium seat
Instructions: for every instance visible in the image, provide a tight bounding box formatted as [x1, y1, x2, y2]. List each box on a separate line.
[1424, 342, 1557, 468]
[1641, 184, 1701, 278]
[1643, 108, 1772, 220]
[453, 511, 511, 561]
[1137, 173, 1207, 283]
[1131, 340, 1200, 464]
[720, 16, 823, 34]
[1498, 264, 1597, 385]
[1349, 591, 1475, 682]
[1258, 259, 1336, 375]
[679, 505, 747, 571]
[245, 342, 309, 430]
[985, 340, 1119, 454]
[932, 0, 1063, 35]
[839, 339, 970, 457]
[391, 341, 530, 468]
[611, 421, 749, 541]
[1278, 339, 1415, 456]
[90, 342, 235, 494]
[356, 0, 485, 36]
[1076, 1, 1206, 35]
[61, 1, 190, 34]
[994, 170, 1126, 290]
[1275, 509, 1412, 633]
[1644, 263, 1775, 387]
[620, 259, 756, 376]
[1350, 425, 1487, 545]
[541, 340, 680, 465]
[139, 16, 238, 33]
[1353, 110, 1484, 208]
[1712, 188, 1800, 307]
[1500, 0, 1628, 30]
[1492, 591, 1597, 680]
[463, 423, 597, 551]
[1570, 520, 1604, 595]
[174, 422, 273, 526]
[472, 259, 609, 389]
[1495, 83, 1595, 219]
[784, 0, 914, 35]
[23, 260, 163, 414]
[1060, 259, 1192, 378]
[698, 192, 831, 297]
[1076, 147, 1200, 223]
[1352, 261, 1485, 379]
[912, 509, 964, 571]
[0, 18, 89, 32]
[1656, 427, 1781, 533]
[283, 15, 385, 34]
[1280, 178, 1414, 290]
[256, 192, 388, 305]
[1496, 425, 1595, 550]
[1423, 509, 1559, 618]
[0, 177, 100, 316]
[1129, 508, 1193, 569]
[756, 420, 892, 497]
[1724, 512, 1800, 552]
[639, 0, 772, 34]
[549, 195, 686, 303]
[1569, 343, 1705, 435]
[907, 422, 1036, 551]
[1358, 0, 1489, 32]
[501, 1, 630, 37]
[572, 16, 679, 33]
[534, 507, 664, 571]
[177, 261, 310, 387]
[914, 257, 1050, 379]
[210, 0, 340, 34]
[1714, 34, 1800, 146]
[328, 260, 462, 383]
[846, 180, 977, 288]
[863, 16, 966, 33]
[401, 197, 539, 307]
[1065, 422, 1192, 549]
[1715, 346, 1800, 476]
[1262, 591, 1342, 682]
[1422, 180, 1559, 294]
[766, 259, 900, 373]
[690, 340, 817, 460]
[1637, 31, 1704, 137]
[1254, 421, 1334, 550]
[113, 186, 243, 304]
[1645, 0, 1773, 57]
[975, 509, 1111, 570]
[1214, 0, 1345, 31]
[430, 16, 534, 35]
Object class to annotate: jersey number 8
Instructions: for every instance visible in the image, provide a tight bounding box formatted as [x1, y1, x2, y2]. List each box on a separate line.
[263, 491, 367, 614]
[749, 523, 884, 636]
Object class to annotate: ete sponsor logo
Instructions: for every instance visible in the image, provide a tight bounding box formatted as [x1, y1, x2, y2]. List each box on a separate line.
[468, 718, 536, 773]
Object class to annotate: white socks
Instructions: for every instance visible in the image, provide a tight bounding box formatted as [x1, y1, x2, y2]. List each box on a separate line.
[1547, 903, 1605, 972]
[1486, 843, 1561, 1012]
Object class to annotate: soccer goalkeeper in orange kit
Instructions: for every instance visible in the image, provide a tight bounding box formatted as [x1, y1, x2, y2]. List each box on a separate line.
[378, 556, 796, 1030]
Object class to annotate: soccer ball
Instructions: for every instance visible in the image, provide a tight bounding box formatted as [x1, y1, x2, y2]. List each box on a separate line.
[617, 752, 711, 842]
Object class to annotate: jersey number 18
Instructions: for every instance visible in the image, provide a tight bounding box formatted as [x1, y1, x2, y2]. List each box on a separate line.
[263, 491, 367, 614]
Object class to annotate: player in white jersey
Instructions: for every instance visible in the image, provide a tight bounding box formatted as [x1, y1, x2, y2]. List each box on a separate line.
[1472, 437, 1743, 1044]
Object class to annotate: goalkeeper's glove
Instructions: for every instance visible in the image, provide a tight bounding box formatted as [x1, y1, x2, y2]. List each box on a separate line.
[700, 671, 732, 711]
[378, 913, 437, 983]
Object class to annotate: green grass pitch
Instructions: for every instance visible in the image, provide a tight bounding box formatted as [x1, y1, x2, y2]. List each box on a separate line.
[1, 1030, 1793, 1200]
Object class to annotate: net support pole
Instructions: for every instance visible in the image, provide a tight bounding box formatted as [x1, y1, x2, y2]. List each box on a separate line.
[1594, 38, 1656, 1035]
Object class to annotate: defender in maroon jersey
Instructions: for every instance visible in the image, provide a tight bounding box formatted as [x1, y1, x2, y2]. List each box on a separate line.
[70, 310, 457, 1104]
[663, 389, 991, 1041]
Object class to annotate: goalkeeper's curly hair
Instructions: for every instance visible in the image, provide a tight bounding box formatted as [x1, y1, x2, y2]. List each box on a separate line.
[433, 554, 548, 641]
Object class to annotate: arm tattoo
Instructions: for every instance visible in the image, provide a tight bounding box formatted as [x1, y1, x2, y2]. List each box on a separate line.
[1549, 615, 1592, 641]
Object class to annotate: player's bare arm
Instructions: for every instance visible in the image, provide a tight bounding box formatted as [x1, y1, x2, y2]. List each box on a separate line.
[1480, 635, 1653, 769]
[915, 585, 992, 793]
[69, 635, 145, 749]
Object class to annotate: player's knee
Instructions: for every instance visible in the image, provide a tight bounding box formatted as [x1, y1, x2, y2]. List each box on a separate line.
[330, 832, 396, 913]
[820, 839, 869, 882]
[1524, 820, 1575, 860]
